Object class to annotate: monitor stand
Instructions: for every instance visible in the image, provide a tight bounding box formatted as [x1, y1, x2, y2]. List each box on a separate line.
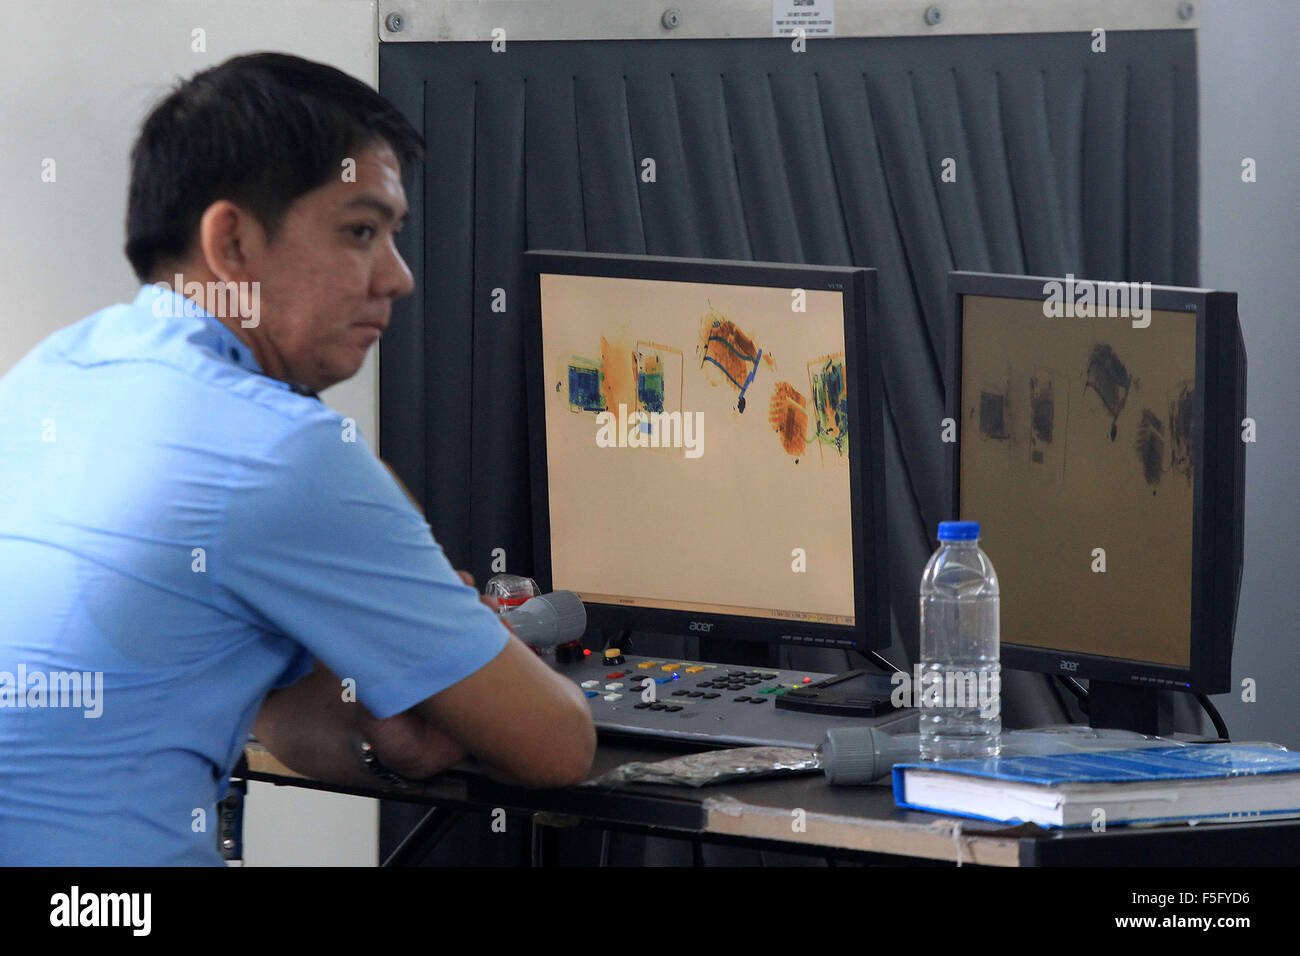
[1087, 681, 1162, 736]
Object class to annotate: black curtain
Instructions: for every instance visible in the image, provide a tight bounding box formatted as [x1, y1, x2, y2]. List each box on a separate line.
[377, 29, 1199, 863]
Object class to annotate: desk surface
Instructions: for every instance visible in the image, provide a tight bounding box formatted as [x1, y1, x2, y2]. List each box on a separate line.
[241, 740, 1300, 866]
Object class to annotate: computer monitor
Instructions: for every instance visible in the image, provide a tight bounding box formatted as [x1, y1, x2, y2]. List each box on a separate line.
[524, 251, 889, 655]
[947, 271, 1247, 733]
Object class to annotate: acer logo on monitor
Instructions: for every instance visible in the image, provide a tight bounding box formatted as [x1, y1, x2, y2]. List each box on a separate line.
[689, 622, 713, 633]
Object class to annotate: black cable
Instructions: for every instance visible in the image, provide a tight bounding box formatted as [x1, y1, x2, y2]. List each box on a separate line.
[1196, 693, 1231, 741]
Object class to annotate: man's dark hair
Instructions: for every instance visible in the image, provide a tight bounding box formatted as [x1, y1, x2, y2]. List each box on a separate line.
[125, 52, 425, 282]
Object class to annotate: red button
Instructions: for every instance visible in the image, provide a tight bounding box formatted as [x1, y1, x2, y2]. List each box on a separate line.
[802, 677, 812, 683]
[583, 649, 592, 656]
[606, 671, 625, 679]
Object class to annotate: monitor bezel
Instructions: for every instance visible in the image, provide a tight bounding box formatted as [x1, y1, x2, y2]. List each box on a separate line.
[946, 271, 1240, 694]
[524, 250, 889, 653]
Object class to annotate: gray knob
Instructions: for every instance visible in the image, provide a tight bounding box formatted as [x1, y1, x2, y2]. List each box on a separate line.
[822, 727, 918, 785]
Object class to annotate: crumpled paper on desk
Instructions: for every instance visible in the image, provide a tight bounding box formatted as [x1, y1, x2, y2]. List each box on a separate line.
[582, 746, 821, 788]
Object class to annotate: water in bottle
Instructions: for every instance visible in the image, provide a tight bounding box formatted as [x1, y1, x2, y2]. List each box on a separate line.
[919, 521, 1001, 760]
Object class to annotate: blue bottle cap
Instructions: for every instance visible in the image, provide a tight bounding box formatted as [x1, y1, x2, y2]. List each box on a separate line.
[938, 521, 980, 541]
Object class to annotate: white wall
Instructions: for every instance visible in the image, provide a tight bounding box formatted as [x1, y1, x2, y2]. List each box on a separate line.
[1199, 0, 1300, 748]
[0, 0, 383, 865]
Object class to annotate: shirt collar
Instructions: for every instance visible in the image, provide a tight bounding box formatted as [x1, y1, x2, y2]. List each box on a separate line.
[133, 282, 263, 375]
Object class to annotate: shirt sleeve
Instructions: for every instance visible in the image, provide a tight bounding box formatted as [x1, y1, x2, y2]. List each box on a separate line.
[212, 414, 509, 718]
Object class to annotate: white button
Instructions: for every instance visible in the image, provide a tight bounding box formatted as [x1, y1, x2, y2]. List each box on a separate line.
[605, 682, 623, 690]
[580, 680, 599, 689]
[603, 693, 623, 702]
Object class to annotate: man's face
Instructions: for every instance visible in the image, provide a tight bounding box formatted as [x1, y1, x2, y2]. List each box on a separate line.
[246, 140, 414, 392]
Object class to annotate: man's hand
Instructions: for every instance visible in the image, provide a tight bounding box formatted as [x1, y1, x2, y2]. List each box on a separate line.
[356, 702, 467, 781]
[254, 660, 468, 787]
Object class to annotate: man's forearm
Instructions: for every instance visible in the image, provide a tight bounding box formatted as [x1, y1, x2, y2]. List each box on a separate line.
[253, 661, 374, 786]
[252, 660, 462, 788]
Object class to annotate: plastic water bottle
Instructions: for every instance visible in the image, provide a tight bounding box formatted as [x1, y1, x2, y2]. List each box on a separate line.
[918, 521, 1001, 760]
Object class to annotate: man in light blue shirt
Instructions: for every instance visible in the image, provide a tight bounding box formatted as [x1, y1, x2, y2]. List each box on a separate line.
[0, 53, 593, 865]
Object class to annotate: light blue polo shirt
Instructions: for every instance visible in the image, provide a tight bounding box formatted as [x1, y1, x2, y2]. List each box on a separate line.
[0, 285, 509, 865]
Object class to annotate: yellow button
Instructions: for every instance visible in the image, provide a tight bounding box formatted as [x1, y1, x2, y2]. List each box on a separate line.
[684, 666, 705, 674]
[604, 648, 623, 658]
[638, 662, 658, 669]
[661, 663, 679, 671]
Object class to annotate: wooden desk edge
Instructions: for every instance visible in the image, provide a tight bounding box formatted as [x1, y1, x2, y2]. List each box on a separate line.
[703, 795, 1024, 866]
[244, 740, 303, 779]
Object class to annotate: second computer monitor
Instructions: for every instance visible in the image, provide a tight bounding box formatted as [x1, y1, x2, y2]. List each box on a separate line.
[524, 251, 889, 653]
[947, 271, 1245, 724]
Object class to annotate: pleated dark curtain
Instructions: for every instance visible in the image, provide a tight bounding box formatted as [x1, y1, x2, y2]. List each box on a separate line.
[377, 30, 1198, 863]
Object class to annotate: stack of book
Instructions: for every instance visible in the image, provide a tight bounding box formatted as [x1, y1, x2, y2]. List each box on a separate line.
[893, 745, 1300, 827]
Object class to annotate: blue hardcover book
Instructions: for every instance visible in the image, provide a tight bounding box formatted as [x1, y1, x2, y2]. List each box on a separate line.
[892, 745, 1300, 828]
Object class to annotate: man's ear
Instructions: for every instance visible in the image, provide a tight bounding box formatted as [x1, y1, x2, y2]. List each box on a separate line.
[197, 200, 261, 283]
